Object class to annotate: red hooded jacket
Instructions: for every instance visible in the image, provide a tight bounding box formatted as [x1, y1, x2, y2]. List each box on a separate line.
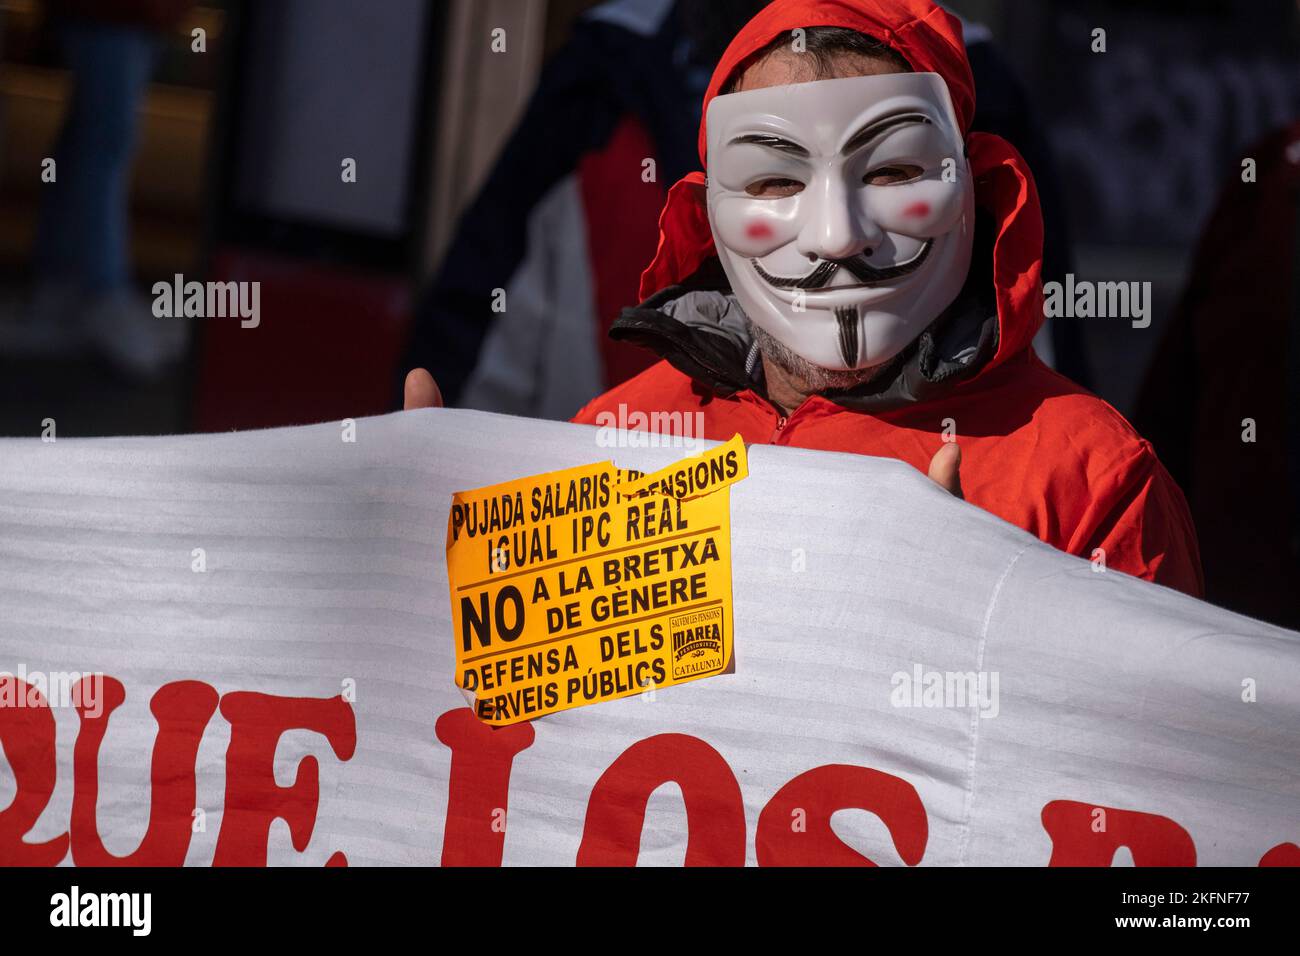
[572, 0, 1203, 596]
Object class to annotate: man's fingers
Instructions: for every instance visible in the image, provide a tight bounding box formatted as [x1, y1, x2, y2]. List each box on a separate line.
[404, 368, 443, 411]
[927, 442, 964, 500]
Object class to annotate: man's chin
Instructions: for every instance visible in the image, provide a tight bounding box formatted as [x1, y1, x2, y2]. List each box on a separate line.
[750, 322, 885, 393]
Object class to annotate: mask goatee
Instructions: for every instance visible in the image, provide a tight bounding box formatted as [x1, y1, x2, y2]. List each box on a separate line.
[748, 319, 884, 393]
[834, 305, 859, 368]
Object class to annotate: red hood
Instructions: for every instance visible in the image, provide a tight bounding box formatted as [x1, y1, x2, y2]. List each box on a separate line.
[638, 0, 1045, 376]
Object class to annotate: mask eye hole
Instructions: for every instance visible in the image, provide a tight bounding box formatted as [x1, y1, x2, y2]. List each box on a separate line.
[863, 164, 923, 186]
[744, 177, 804, 198]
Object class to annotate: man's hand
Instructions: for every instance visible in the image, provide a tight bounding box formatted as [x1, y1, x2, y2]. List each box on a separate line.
[927, 442, 964, 499]
[404, 368, 443, 410]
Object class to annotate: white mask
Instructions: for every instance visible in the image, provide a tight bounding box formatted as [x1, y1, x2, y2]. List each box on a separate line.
[705, 72, 975, 371]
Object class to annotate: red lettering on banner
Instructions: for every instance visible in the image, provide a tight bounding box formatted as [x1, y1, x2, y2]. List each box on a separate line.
[3, 674, 1297, 867]
[212, 693, 356, 866]
[577, 733, 745, 866]
[435, 708, 535, 866]
[0, 678, 68, 866]
[1259, 842, 1300, 866]
[1041, 799, 1196, 865]
[71, 678, 218, 866]
[756, 764, 928, 866]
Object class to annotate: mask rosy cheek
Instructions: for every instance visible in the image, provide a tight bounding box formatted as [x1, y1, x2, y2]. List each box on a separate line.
[720, 209, 786, 256]
[873, 186, 964, 237]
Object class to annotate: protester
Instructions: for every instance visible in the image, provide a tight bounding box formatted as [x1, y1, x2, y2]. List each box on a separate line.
[1135, 121, 1300, 626]
[0, 0, 192, 378]
[407, 0, 1202, 596]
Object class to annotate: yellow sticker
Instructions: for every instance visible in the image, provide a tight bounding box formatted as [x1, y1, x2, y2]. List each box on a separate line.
[446, 434, 748, 725]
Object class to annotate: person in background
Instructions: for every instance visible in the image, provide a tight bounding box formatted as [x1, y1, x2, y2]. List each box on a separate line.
[1135, 122, 1300, 629]
[0, 0, 193, 378]
[401, 0, 765, 420]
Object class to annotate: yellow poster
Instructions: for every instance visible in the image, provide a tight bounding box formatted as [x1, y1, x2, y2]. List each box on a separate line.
[446, 435, 748, 726]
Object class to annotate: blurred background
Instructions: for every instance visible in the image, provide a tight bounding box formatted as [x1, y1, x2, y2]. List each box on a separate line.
[0, 0, 1297, 624]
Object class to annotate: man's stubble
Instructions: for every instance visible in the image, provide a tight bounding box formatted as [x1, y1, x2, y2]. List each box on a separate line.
[748, 319, 888, 393]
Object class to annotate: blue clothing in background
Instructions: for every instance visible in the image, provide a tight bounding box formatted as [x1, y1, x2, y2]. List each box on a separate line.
[34, 19, 161, 292]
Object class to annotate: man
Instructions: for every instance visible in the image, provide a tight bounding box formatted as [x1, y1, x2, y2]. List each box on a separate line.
[0, 0, 193, 378]
[1135, 120, 1300, 625]
[407, 0, 1202, 596]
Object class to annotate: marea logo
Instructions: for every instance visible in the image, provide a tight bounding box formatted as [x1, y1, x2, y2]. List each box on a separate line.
[669, 607, 725, 679]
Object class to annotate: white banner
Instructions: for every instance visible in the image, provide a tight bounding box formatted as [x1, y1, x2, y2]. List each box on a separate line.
[0, 410, 1296, 866]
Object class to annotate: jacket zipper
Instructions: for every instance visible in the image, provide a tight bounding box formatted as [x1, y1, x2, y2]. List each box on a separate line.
[772, 414, 788, 443]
